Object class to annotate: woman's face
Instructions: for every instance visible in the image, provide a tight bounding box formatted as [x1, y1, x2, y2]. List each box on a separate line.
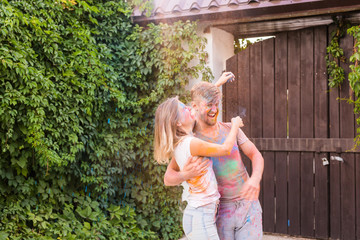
[178, 101, 195, 128]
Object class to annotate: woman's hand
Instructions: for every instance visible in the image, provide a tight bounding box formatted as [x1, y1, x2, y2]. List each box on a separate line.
[231, 116, 244, 128]
[214, 72, 235, 87]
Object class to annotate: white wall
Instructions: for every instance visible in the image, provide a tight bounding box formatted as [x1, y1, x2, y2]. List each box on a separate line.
[187, 25, 235, 122]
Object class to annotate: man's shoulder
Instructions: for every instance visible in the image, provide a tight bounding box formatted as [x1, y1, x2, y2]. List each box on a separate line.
[218, 121, 234, 132]
[218, 121, 231, 128]
[219, 121, 249, 143]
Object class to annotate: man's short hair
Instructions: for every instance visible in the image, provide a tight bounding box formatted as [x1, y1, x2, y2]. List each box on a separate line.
[191, 81, 221, 103]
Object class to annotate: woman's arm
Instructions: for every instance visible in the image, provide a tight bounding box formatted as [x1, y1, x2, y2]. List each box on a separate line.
[190, 116, 243, 157]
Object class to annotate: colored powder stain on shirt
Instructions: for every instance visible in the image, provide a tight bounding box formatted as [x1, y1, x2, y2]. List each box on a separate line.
[195, 122, 250, 201]
[187, 175, 210, 194]
[175, 136, 220, 207]
[216, 160, 238, 177]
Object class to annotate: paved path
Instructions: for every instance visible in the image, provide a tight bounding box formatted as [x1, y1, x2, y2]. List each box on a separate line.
[179, 234, 313, 240]
[262, 234, 313, 240]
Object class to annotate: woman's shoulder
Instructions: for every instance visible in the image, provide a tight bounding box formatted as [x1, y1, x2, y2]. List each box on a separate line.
[176, 135, 194, 149]
[182, 135, 195, 142]
[174, 136, 194, 167]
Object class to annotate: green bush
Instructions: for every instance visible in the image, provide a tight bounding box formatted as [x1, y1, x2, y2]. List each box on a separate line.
[0, 0, 212, 239]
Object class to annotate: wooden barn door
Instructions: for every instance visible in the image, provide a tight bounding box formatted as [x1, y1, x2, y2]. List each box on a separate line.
[224, 25, 360, 239]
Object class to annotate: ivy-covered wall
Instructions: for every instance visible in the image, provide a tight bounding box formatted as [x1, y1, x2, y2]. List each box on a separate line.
[0, 0, 212, 239]
[326, 19, 360, 148]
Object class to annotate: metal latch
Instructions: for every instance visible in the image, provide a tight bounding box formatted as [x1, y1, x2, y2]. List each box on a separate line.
[330, 156, 344, 162]
[322, 158, 329, 166]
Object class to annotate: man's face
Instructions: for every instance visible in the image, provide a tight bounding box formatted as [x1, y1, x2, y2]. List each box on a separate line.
[195, 96, 220, 126]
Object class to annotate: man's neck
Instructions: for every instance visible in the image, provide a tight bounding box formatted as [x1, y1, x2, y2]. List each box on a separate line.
[194, 121, 219, 137]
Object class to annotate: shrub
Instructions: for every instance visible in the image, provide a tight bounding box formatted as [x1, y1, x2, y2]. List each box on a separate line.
[0, 0, 212, 239]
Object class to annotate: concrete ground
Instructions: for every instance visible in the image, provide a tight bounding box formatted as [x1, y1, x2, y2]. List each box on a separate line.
[179, 233, 314, 240]
[262, 234, 313, 240]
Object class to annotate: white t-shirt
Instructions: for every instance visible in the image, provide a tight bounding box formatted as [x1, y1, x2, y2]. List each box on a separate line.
[174, 136, 220, 208]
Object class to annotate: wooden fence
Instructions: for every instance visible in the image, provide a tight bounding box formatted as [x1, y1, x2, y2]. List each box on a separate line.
[224, 25, 360, 239]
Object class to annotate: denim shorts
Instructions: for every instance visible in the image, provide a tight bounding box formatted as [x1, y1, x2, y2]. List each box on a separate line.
[182, 202, 220, 240]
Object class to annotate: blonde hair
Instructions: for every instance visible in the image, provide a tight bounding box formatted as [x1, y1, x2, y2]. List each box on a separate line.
[191, 81, 221, 103]
[154, 97, 187, 164]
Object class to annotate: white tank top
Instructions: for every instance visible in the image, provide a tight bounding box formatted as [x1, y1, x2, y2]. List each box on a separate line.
[174, 136, 220, 207]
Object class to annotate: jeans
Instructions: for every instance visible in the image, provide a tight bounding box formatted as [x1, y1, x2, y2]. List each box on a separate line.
[216, 199, 263, 240]
[183, 202, 220, 240]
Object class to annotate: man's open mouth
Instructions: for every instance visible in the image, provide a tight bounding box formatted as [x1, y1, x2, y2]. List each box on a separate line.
[208, 112, 216, 118]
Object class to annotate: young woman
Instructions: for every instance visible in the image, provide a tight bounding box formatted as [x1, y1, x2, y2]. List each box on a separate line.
[154, 92, 242, 239]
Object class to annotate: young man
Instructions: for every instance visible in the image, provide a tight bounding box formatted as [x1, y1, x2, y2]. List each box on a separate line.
[164, 81, 264, 240]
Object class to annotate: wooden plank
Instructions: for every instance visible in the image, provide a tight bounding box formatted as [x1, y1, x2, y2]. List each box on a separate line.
[355, 76, 360, 240]
[226, 51, 252, 177]
[250, 138, 357, 152]
[328, 24, 341, 240]
[225, 54, 238, 122]
[339, 31, 356, 240]
[221, 16, 333, 38]
[250, 41, 263, 206]
[274, 32, 288, 234]
[262, 37, 275, 233]
[287, 29, 301, 236]
[250, 42, 262, 139]
[238, 47, 250, 136]
[357, 153, 360, 240]
[300, 28, 315, 237]
[259, 151, 264, 213]
[339, 137, 356, 240]
[237, 47, 252, 173]
[223, 68, 227, 121]
[314, 25, 329, 239]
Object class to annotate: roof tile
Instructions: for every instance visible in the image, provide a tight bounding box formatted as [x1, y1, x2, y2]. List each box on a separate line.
[134, 0, 339, 19]
[228, 0, 239, 5]
[208, 0, 220, 9]
[172, 4, 182, 13]
[189, 2, 201, 12]
[133, 0, 360, 29]
[154, 6, 165, 14]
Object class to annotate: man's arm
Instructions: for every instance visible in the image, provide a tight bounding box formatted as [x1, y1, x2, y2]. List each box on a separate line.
[164, 156, 210, 186]
[164, 157, 182, 186]
[214, 72, 235, 87]
[239, 140, 264, 200]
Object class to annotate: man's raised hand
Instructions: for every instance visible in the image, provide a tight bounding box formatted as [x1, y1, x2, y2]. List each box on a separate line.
[231, 116, 244, 128]
[214, 72, 235, 87]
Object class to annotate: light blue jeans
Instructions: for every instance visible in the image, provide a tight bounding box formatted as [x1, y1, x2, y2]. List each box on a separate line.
[182, 202, 220, 240]
[216, 200, 263, 240]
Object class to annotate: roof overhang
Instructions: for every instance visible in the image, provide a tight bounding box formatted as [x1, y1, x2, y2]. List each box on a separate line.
[133, 0, 360, 38]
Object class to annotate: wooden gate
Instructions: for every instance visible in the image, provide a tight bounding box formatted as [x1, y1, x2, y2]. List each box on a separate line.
[224, 25, 360, 239]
